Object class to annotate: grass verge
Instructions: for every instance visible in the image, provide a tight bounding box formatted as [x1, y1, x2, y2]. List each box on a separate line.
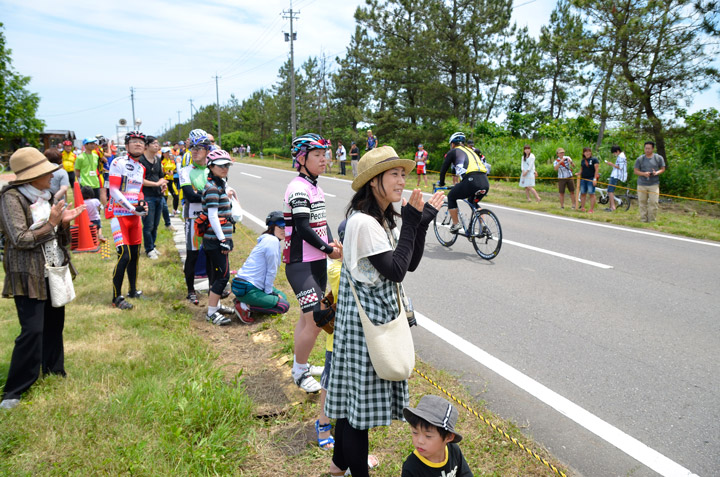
[0, 207, 569, 476]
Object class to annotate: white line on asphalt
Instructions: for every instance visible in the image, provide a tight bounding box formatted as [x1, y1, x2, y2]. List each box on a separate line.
[240, 209, 266, 228]
[241, 172, 262, 179]
[503, 239, 613, 269]
[415, 312, 699, 477]
[324, 192, 337, 197]
[485, 203, 720, 248]
[236, 163, 718, 248]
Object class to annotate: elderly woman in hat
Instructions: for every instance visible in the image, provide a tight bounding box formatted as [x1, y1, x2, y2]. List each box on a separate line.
[0, 148, 85, 410]
[324, 146, 444, 477]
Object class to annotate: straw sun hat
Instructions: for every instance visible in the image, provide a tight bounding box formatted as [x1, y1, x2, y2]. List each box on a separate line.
[351, 146, 415, 192]
[9, 147, 59, 185]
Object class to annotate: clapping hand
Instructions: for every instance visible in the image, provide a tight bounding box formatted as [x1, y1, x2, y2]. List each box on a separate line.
[327, 240, 343, 260]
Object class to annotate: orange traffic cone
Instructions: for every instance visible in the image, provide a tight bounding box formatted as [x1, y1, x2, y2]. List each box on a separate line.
[71, 181, 100, 253]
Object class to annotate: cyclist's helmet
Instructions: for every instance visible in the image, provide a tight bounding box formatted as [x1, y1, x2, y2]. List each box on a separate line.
[62, 140, 73, 146]
[265, 210, 285, 226]
[125, 131, 146, 145]
[291, 133, 329, 160]
[206, 149, 232, 166]
[189, 129, 211, 148]
[449, 132, 466, 144]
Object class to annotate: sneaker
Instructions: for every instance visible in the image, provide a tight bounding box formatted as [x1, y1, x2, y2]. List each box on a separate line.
[0, 399, 20, 410]
[604, 207, 613, 212]
[449, 223, 462, 233]
[165, 225, 176, 231]
[309, 365, 324, 376]
[112, 296, 133, 310]
[217, 305, 234, 315]
[234, 301, 254, 324]
[294, 370, 321, 393]
[206, 311, 232, 326]
[187, 292, 199, 305]
[153, 248, 162, 256]
[147, 249, 159, 260]
[127, 290, 144, 299]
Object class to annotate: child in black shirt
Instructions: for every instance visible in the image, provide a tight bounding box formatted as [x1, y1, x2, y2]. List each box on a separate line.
[402, 395, 473, 476]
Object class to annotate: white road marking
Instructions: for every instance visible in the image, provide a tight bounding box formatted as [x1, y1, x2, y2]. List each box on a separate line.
[503, 239, 613, 269]
[240, 209, 266, 228]
[324, 192, 337, 197]
[241, 172, 262, 179]
[415, 312, 700, 477]
[485, 203, 720, 248]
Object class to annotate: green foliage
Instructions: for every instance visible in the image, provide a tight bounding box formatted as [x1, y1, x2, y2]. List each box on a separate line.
[0, 23, 45, 150]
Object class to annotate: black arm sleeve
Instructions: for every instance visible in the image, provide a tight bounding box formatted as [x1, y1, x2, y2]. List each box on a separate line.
[407, 203, 438, 271]
[438, 150, 454, 186]
[294, 214, 333, 254]
[181, 184, 202, 203]
[367, 206, 422, 282]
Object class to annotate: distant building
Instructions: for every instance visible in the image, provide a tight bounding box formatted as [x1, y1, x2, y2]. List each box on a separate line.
[40, 130, 76, 150]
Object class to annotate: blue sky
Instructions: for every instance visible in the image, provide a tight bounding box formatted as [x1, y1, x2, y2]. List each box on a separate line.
[2, 0, 718, 143]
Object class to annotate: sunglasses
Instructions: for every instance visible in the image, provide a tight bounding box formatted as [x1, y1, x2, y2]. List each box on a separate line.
[212, 163, 230, 169]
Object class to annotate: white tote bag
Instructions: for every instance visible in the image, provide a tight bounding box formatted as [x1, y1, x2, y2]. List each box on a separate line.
[42, 243, 76, 308]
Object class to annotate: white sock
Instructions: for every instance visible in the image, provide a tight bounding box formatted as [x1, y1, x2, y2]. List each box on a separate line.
[207, 305, 219, 316]
[292, 357, 309, 379]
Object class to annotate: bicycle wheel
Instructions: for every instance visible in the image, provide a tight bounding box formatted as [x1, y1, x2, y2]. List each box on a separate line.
[434, 202, 458, 247]
[621, 191, 632, 211]
[470, 209, 502, 260]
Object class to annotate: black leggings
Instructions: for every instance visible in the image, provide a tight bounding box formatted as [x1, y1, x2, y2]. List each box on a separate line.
[447, 172, 489, 210]
[184, 249, 199, 293]
[204, 245, 230, 295]
[113, 244, 139, 301]
[332, 418, 369, 477]
[170, 178, 180, 211]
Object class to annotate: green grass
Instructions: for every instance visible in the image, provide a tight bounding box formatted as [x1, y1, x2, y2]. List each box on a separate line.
[0, 202, 567, 476]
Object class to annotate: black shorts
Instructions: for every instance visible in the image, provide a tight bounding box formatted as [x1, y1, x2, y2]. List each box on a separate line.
[447, 172, 489, 209]
[285, 260, 327, 312]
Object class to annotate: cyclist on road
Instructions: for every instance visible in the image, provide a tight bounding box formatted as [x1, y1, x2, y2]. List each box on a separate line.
[284, 133, 342, 394]
[437, 132, 490, 233]
[108, 131, 149, 310]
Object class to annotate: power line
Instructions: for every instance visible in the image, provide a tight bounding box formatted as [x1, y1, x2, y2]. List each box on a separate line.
[42, 95, 128, 118]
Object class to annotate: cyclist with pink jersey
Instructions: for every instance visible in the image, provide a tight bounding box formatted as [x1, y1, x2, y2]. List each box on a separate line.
[284, 133, 342, 393]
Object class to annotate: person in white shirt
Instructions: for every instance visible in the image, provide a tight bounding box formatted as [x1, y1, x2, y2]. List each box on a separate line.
[604, 145, 627, 212]
[336, 140, 347, 176]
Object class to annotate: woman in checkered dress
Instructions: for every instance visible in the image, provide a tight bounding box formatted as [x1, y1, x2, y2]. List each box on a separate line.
[325, 146, 445, 477]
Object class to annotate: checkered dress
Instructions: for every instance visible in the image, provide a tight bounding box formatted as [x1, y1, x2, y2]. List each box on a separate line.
[324, 263, 409, 430]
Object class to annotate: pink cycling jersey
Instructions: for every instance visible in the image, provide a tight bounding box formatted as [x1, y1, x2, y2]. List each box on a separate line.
[282, 175, 329, 263]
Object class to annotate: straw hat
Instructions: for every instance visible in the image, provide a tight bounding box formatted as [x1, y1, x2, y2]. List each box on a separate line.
[351, 146, 415, 192]
[9, 147, 59, 185]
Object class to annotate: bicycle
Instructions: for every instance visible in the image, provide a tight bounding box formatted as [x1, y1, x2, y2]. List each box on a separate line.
[432, 185, 502, 260]
[595, 185, 632, 211]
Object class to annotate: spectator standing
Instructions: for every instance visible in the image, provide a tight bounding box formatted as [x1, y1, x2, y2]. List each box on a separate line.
[519, 145, 541, 203]
[61, 140, 76, 187]
[336, 140, 347, 176]
[633, 141, 665, 222]
[44, 148, 70, 203]
[578, 147, 599, 213]
[366, 129, 377, 151]
[74, 137, 103, 202]
[325, 144, 334, 174]
[138, 136, 167, 259]
[553, 148, 577, 209]
[108, 131, 149, 310]
[201, 149, 236, 326]
[284, 134, 341, 394]
[246, 144, 251, 156]
[0, 148, 85, 410]
[325, 146, 444, 477]
[415, 144, 429, 187]
[350, 141, 360, 177]
[161, 147, 179, 218]
[604, 145, 627, 212]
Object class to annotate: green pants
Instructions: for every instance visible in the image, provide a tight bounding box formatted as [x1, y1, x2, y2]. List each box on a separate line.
[232, 278, 289, 314]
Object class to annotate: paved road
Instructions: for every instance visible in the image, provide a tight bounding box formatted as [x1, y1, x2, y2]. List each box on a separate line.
[227, 162, 720, 477]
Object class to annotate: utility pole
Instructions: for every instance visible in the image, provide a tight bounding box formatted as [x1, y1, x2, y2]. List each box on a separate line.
[283, 1, 299, 139]
[130, 87, 136, 128]
[177, 110, 182, 142]
[189, 99, 194, 130]
[214, 74, 222, 147]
